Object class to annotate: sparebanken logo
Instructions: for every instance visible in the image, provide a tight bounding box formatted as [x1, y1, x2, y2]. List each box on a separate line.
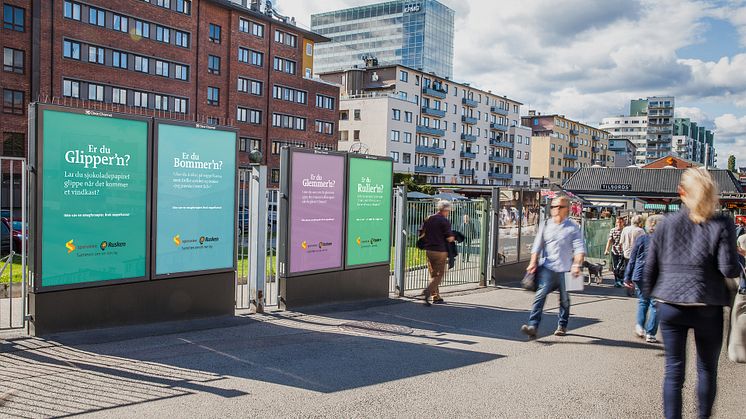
[173, 234, 181, 246]
[66, 240, 75, 254]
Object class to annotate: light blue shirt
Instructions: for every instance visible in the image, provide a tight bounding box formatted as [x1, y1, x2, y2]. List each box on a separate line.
[531, 217, 585, 272]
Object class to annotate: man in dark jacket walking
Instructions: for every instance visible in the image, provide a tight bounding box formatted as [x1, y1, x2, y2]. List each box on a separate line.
[624, 215, 663, 343]
[420, 200, 455, 305]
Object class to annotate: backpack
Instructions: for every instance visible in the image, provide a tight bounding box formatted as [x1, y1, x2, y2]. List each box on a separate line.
[416, 216, 430, 250]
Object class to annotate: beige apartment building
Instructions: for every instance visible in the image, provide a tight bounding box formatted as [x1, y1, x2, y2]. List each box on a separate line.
[522, 111, 612, 185]
[319, 61, 523, 185]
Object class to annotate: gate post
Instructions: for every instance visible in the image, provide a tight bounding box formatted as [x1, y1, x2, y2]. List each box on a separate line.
[487, 188, 500, 286]
[393, 186, 407, 297]
[249, 165, 267, 314]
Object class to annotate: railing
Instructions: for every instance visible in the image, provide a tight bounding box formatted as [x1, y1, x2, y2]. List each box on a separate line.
[414, 165, 444, 174]
[490, 139, 513, 148]
[462, 97, 478, 107]
[415, 145, 445, 155]
[422, 87, 447, 99]
[563, 166, 578, 172]
[421, 106, 446, 118]
[563, 153, 578, 160]
[461, 115, 478, 125]
[488, 172, 512, 180]
[490, 106, 509, 116]
[569, 129, 579, 135]
[461, 133, 477, 142]
[568, 141, 579, 148]
[416, 125, 445, 137]
[490, 122, 509, 131]
[460, 151, 476, 159]
[591, 146, 600, 153]
[459, 168, 475, 176]
[490, 155, 513, 164]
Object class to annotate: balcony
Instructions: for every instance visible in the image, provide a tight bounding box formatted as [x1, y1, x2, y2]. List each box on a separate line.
[490, 139, 513, 148]
[592, 135, 600, 141]
[459, 168, 475, 176]
[490, 122, 509, 131]
[569, 129, 579, 135]
[591, 146, 600, 153]
[563, 166, 578, 173]
[490, 155, 513, 164]
[569, 141, 579, 148]
[460, 151, 476, 159]
[422, 87, 447, 99]
[490, 106, 509, 116]
[415, 145, 445, 155]
[416, 125, 445, 137]
[462, 97, 479, 107]
[461, 115, 478, 125]
[563, 153, 578, 160]
[414, 165, 444, 175]
[421, 106, 446, 118]
[461, 133, 477, 142]
[489, 172, 512, 180]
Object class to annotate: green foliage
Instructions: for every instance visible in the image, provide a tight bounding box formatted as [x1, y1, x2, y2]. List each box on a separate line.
[728, 155, 736, 173]
[393, 173, 437, 195]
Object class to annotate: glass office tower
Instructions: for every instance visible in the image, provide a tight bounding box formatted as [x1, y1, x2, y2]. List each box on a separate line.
[311, 0, 455, 78]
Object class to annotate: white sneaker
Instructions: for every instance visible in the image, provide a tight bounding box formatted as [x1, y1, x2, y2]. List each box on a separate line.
[645, 335, 658, 343]
[635, 325, 645, 338]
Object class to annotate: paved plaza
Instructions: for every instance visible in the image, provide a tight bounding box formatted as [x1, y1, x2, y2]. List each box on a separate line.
[1, 282, 744, 418]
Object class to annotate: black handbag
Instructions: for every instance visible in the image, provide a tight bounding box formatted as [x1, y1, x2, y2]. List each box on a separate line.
[521, 270, 538, 291]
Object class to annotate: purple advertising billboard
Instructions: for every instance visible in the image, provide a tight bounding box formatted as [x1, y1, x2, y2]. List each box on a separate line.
[288, 152, 346, 274]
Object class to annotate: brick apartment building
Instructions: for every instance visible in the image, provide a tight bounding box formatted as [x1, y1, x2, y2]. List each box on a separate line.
[1, 0, 339, 184]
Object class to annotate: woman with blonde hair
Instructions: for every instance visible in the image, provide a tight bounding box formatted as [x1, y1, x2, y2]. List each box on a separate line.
[642, 168, 741, 419]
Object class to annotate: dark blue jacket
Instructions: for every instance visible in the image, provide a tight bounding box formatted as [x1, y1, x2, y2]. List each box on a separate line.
[642, 208, 741, 306]
[624, 234, 649, 284]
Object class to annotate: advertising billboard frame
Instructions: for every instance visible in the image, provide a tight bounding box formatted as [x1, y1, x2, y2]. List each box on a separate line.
[343, 154, 394, 270]
[279, 147, 348, 278]
[151, 119, 239, 280]
[30, 104, 153, 293]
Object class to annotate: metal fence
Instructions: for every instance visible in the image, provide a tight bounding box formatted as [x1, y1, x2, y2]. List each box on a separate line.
[0, 157, 28, 330]
[391, 192, 488, 293]
[584, 218, 615, 265]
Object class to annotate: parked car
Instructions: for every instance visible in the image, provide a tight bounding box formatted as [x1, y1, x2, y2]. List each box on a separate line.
[1, 217, 25, 252]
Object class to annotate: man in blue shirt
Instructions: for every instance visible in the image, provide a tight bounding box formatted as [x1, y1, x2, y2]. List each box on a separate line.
[521, 196, 585, 338]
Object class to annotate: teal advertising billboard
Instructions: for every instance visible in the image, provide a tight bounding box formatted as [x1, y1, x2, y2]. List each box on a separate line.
[154, 122, 237, 276]
[39, 109, 150, 288]
[345, 156, 393, 267]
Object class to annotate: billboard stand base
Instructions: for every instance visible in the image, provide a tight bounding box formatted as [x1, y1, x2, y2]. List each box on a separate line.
[28, 272, 234, 336]
[280, 265, 389, 310]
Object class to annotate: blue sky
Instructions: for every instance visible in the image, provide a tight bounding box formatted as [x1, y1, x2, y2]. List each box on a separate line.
[280, 0, 746, 169]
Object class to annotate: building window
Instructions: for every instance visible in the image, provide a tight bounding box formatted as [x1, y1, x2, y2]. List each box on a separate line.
[207, 55, 220, 74]
[156, 25, 171, 43]
[405, 111, 412, 123]
[3, 4, 24, 31]
[390, 130, 400, 142]
[353, 130, 360, 140]
[63, 40, 80, 60]
[88, 7, 104, 26]
[175, 30, 189, 48]
[390, 151, 399, 162]
[306, 43, 313, 56]
[272, 113, 306, 131]
[238, 108, 262, 124]
[174, 97, 187, 113]
[273, 85, 307, 104]
[135, 56, 149, 73]
[354, 109, 361, 120]
[207, 87, 219, 106]
[3, 47, 23, 74]
[399, 70, 408, 82]
[176, 0, 191, 14]
[63, 1, 81, 21]
[112, 51, 127, 69]
[2, 132, 24, 157]
[63, 80, 80, 98]
[315, 120, 334, 135]
[340, 110, 348, 120]
[209, 23, 221, 43]
[175, 64, 188, 81]
[88, 83, 104, 102]
[403, 153, 411, 164]
[273, 57, 296, 74]
[112, 88, 127, 105]
[113, 13, 128, 32]
[315, 94, 335, 110]
[156, 60, 170, 77]
[240, 19, 264, 37]
[88, 46, 104, 64]
[238, 77, 262, 95]
[392, 109, 401, 121]
[134, 91, 148, 108]
[2, 89, 23, 114]
[274, 30, 297, 47]
[155, 94, 169, 110]
[134, 20, 150, 37]
[271, 169, 280, 183]
[403, 132, 412, 143]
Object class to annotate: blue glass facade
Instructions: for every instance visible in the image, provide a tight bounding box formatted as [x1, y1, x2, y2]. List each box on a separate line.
[311, 0, 454, 78]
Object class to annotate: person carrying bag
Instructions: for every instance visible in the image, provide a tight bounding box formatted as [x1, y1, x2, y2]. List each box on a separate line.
[728, 236, 746, 363]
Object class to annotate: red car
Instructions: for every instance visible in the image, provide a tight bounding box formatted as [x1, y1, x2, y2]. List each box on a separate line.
[1, 217, 25, 253]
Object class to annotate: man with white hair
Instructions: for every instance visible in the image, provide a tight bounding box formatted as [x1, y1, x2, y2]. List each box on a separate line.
[620, 214, 645, 291]
[419, 200, 456, 305]
[522, 196, 585, 338]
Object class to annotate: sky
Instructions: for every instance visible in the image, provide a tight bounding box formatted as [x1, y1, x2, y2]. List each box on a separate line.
[274, 0, 746, 169]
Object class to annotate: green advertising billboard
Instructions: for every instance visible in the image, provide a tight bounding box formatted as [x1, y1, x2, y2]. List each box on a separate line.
[154, 123, 237, 276]
[345, 156, 393, 267]
[40, 109, 150, 288]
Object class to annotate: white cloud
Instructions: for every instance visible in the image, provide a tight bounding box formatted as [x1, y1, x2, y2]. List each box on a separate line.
[713, 113, 746, 168]
[676, 106, 713, 126]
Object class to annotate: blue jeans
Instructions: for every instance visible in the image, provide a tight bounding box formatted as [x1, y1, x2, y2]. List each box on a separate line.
[658, 303, 723, 419]
[635, 286, 658, 336]
[528, 267, 570, 328]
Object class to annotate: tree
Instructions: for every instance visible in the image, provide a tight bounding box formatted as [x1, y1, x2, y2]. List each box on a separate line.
[728, 155, 736, 173]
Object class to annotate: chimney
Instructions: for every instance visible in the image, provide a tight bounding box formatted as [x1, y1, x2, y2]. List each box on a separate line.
[528, 110, 536, 116]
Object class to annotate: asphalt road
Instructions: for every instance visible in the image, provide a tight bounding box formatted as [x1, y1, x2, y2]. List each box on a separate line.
[1, 282, 744, 418]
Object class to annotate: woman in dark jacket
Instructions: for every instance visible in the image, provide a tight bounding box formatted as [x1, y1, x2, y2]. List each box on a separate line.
[642, 169, 741, 419]
[624, 214, 663, 343]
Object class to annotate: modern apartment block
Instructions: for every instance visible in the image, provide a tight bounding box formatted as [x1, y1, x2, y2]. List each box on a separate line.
[311, 0, 455, 78]
[608, 139, 637, 167]
[1, 0, 339, 184]
[510, 125, 532, 186]
[599, 96, 674, 165]
[522, 111, 612, 185]
[673, 118, 716, 167]
[319, 63, 523, 186]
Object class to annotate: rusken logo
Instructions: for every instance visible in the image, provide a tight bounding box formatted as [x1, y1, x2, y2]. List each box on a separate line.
[100, 241, 108, 251]
[101, 241, 127, 250]
[199, 236, 206, 245]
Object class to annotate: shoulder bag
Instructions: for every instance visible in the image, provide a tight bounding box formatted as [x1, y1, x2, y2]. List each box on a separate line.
[521, 220, 548, 292]
[727, 263, 746, 363]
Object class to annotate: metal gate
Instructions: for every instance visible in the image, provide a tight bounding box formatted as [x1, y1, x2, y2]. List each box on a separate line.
[236, 167, 278, 311]
[392, 188, 489, 293]
[0, 157, 28, 330]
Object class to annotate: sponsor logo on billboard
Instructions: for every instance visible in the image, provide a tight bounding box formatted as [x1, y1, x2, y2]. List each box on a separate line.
[173, 234, 181, 246]
[66, 239, 76, 254]
[84, 110, 113, 118]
